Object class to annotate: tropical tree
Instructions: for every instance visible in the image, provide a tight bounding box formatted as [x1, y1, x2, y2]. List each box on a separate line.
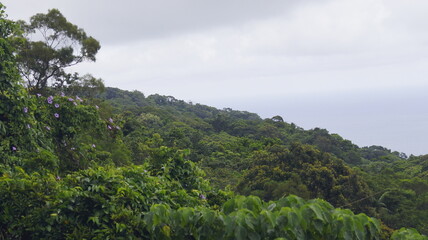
[237, 143, 375, 214]
[15, 9, 100, 90]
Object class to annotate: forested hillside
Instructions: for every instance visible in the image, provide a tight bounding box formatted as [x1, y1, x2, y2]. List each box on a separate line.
[1, 4, 427, 239]
[97, 87, 428, 236]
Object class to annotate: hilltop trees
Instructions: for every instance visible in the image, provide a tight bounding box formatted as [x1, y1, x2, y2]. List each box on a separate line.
[15, 8, 100, 90]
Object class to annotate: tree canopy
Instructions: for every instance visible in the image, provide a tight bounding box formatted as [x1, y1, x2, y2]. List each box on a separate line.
[15, 8, 100, 90]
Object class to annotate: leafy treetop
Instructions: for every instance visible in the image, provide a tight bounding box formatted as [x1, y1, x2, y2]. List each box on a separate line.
[15, 8, 100, 90]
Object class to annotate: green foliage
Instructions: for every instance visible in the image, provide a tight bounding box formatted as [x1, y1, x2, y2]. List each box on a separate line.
[360, 154, 428, 235]
[21, 149, 59, 173]
[361, 145, 406, 163]
[143, 195, 382, 240]
[2, 163, 426, 239]
[0, 166, 59, 239]
[15, 8, 100, 89]
[0, 164, 209, 239]
[66, 73, 105, 98]
[391, 228, 428, 240]
[237, 142, 374, 214]
[0, 4, 52, 162]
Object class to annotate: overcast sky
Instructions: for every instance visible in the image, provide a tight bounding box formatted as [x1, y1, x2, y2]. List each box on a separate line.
[3, 0, 428, 156]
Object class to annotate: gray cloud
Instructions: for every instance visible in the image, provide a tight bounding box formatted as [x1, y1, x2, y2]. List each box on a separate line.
[3, 0, 317, 44]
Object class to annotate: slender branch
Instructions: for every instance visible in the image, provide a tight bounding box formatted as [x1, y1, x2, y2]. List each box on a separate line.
[339, 191, 385, 209]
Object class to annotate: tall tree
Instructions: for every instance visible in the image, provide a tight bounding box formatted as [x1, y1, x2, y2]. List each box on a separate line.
[15, 9, 100, 90]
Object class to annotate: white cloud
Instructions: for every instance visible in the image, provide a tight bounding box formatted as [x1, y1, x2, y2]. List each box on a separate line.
[73, 0, 428, 99]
